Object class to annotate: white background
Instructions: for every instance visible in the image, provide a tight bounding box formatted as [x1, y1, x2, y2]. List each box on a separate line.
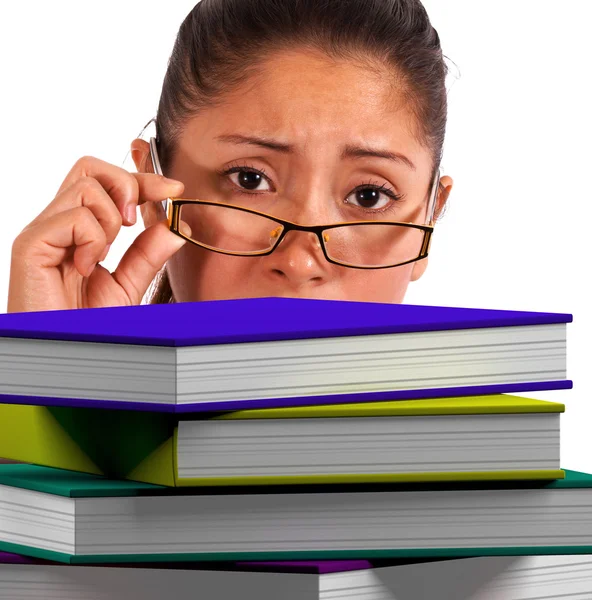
[0, 1, 590, 469]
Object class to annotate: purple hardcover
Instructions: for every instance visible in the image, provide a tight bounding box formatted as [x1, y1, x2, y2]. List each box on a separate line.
[0, 552, 372, 574]
[0, 551, 40, 564]
[235, 560, 373, 573]
[0, 297, 571, 347]
[0, 297, 572, 413]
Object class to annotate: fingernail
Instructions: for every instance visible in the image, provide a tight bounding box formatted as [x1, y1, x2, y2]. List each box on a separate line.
[125, 204, 137, 224]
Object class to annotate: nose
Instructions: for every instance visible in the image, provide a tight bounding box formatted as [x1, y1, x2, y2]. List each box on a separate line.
[263, 228, 330, 288]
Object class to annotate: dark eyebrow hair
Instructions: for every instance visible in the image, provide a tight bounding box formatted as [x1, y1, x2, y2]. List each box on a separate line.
[214, 134, 416, 171]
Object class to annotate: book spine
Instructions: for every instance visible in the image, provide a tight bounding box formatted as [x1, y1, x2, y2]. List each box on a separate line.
[0, 404, 177, 486]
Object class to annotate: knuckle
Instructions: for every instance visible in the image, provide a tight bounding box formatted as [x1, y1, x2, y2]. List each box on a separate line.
[74, 176, 103, 195]
[73, 155, 97, 171]
[113, 170, 139, 207]
[128, 173, 140, 199]
[11, 232, 29, 257]
[74, 180, 122, 241]
[107, 207, 123, 229]
[11, 226, 43, 259]
[75, 204, 98, 224]
[102, 213, 123, 244]
[75, 205, 104, 241]
[91, 227, 108, 247]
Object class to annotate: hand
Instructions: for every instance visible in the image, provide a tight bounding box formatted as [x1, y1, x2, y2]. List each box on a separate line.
[7, 156, 190, 312]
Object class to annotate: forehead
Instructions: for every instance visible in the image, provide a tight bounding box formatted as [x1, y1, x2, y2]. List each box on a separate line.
[183, 48, 427, 160]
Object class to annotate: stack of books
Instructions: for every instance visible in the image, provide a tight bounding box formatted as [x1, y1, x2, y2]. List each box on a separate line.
[0, 297, 589, 599]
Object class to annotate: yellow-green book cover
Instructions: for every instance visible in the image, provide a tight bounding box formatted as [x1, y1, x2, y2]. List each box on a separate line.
[0, 394, 564, 487]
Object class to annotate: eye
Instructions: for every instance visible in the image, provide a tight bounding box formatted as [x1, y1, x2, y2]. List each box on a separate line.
[217, 165, 404, 213]
[220, 164, 273, 193]
[345, 182, 404, 212]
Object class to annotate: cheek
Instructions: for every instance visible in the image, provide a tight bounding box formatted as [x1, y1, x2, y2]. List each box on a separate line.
[167, 244, 253, 302]
[343, 266, 413, 303]
[166, 244, 415, 304]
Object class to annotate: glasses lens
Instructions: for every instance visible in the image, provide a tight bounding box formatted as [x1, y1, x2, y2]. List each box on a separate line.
[178, 203, 283, 254]
[323, 223, 427, 268]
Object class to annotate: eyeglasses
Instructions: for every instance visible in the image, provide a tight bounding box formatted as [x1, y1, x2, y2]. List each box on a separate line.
[149, 136, 441, 270]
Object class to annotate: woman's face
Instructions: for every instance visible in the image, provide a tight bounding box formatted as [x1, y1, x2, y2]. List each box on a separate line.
[137, 48, 453, 303]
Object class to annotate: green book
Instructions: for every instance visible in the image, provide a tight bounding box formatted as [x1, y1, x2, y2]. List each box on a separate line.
[0, 463, 589, 565]
[0, 395, 564, 486]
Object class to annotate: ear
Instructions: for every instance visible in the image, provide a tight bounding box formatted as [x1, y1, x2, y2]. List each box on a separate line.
[130, 138, 164, 227]
[409, 174, 454, 282]
[131, 138, 152, 174]
[434, 175, 453, 221]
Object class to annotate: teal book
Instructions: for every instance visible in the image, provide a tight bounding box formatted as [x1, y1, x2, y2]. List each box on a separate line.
[0, 464, 591, 565]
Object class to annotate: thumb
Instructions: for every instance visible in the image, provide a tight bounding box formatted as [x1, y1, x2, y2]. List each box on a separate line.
[110, 221, 191, 305]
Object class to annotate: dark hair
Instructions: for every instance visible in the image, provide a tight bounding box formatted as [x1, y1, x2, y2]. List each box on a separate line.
[148, 0, 449, 304]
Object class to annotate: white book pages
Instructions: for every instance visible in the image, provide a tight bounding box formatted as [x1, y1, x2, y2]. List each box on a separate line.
[1, 555, 592, 600]
[0, 483, 590, 558]
[176, 413, 560, 478]
[0, 323, 566, 406]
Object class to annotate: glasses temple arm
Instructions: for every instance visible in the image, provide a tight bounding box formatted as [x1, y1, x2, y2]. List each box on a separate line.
[149, 137, 173, 223]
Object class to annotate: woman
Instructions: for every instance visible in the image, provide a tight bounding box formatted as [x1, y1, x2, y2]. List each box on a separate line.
[7, 0, 453, 312]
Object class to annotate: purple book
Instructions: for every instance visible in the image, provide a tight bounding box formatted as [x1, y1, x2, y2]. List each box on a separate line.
[0, 551, 471, 600]
[0, 297, 571, 413]
[5, 551, 592, 600]
[0, 551, 373, 573]
[1, 551, 451, 576]
[0, 552, 39, 564]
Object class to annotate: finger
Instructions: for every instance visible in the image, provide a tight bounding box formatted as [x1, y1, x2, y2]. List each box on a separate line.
[132, 172, 184, 205]
[15, 206, 108, 278]
[29, 176, 123, 245]
[53, 156, 184, 226]
[110, 221, 192, 305]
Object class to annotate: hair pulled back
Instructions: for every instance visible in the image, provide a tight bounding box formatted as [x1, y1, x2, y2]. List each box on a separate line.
[148, 0, 448, 304]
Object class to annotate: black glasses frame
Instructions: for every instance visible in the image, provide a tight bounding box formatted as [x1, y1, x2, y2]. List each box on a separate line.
[169, 199, 433, 270]
[149, 136, 439, 270]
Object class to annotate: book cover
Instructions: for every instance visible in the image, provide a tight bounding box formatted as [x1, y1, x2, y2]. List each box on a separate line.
[3, 463, 587, 499]
[3, 551, 592, 600]
[0, 298, 572, 412]
[0, 551, 374, 574]
[0, 464, 591, 565]
[0, 297, 573, 347]
[0, 395, 565, 487]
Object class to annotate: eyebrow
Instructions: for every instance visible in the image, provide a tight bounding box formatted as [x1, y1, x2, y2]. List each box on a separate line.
[214, 133, 416, 171]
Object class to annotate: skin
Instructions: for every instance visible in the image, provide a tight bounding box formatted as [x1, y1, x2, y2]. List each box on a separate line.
[133, 49, 453, 304]
[7, 48, 452, 313]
